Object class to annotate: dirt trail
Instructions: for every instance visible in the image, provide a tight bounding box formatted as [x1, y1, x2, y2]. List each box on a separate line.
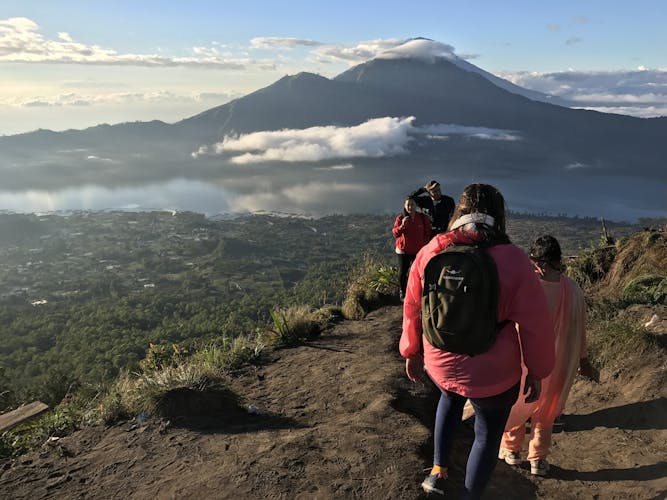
[1, 306, 665, 499]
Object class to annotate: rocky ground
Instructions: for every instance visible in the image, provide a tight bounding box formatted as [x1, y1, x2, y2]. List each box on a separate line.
[1, 305, 665, 499]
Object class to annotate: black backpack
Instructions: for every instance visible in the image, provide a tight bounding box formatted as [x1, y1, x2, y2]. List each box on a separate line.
[421, 243, 508, 356]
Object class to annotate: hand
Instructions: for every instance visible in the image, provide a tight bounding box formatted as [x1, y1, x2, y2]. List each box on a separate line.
[405, 355, 424, 383]
[578, 358, 594, 380]
[523, 374, 541, 403]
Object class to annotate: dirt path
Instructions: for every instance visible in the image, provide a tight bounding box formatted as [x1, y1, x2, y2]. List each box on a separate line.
[1, 306, 665, 499]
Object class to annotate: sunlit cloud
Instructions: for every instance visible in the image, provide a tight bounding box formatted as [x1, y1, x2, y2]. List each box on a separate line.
[192, 117, 525, 163]
[311, 38, 406, 64]
[498, 68, 667, 117]
[0, 17, 274, 69]
[193, 116, 416, 162]
[250, 37, 323, 49]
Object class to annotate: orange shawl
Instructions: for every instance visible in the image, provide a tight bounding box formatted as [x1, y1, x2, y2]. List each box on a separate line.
[505, 275, 587, 429]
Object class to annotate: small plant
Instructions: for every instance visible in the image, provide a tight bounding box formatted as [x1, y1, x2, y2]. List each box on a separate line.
[266, 306, 321, 345]
[139, 343, 187, 372]
[341, 253, 395, 319]
[368, 264, 399, 295]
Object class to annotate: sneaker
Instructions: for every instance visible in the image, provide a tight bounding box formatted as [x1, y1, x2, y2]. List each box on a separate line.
[530, 459, 549, 476]
[498, 447, 523, 466]
[421, 473, 446, 497]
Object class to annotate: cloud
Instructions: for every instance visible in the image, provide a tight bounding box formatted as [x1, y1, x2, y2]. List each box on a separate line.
[193, 116, 415, 162]
[250, 37, 323, 49]
[229, 181, 375, 214]
[1, 89, 241, 108]
[191, 118, 524, 162]
[497, 68, 667, 117]
[311, 38, 407, 64]
[0, 17, 274, 69]
[565, 37, 582, 46]
[313, 164, 354, 171]
[415, 124, 521, 141]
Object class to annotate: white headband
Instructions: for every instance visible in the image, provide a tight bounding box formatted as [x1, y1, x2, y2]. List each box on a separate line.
[449, 213, 495, 231]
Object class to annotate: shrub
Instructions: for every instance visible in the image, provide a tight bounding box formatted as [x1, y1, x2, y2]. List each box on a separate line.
[566, 243, 617, 287]
[622, 274, 667, 305]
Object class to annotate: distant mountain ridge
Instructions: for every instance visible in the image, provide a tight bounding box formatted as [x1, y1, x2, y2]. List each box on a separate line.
[1, 38, 665, 220]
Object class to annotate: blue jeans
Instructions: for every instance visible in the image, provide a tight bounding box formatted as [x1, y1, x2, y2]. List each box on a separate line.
[433, 382, 520, 500]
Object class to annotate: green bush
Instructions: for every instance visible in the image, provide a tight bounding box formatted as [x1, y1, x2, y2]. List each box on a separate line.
[622, 274, 667, 305]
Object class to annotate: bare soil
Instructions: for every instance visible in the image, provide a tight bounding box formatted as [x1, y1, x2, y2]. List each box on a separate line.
[1, 305, 665, 499]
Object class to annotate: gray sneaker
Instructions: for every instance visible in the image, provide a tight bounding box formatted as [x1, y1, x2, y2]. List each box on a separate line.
[421, 473, 446, 497]
[530, 459, 550, 476]
[498, 447, 523, 466]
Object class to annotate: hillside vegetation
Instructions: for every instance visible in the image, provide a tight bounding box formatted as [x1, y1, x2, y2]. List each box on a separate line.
[0, 222, 664, 499]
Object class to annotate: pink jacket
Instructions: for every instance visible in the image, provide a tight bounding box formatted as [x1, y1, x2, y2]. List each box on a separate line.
[399, 230, 555, 398]
[392, 213, 431, 255]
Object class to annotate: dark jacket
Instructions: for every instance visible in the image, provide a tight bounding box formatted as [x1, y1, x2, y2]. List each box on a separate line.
[409, 187, 456, 234]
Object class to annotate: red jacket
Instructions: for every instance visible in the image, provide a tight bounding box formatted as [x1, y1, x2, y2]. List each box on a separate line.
[392, 213, 431, 255]
[399, 229, 555, 398]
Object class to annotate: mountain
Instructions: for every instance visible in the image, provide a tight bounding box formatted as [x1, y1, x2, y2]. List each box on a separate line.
[1, 39, 665, 219]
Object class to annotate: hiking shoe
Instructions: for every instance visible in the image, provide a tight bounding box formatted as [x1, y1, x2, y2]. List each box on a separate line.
[530, 459, 550, 476]
[498, 447, 523, 466]
[420, 473, 446, 497]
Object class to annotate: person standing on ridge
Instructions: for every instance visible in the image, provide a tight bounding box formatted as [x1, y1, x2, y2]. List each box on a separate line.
[400, 183, 555, 499]
[410, 180, 456, 236]
[498, 234, 592, 477]
[392, 196, 431, 302]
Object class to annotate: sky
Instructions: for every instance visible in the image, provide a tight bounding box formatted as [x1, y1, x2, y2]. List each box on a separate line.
[1, 0, 666, 136]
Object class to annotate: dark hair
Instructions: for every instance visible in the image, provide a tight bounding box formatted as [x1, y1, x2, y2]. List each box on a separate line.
[402, 196, 416, 217]
[529, 234, 562, 268]
[449, 183, 509, 240]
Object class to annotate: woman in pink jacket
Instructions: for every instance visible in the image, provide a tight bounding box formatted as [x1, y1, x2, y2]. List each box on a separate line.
[400, 184, 555, 499]
[392, 196, 431, 301]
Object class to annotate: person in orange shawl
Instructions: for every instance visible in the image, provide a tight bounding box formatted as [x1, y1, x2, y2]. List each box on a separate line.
[498, 234, 593, 476]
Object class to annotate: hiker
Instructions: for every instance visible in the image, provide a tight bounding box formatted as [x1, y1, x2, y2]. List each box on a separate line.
[498, 234, 592, 476]
[409, 180, 456, 235]
[392, 196, 431, 302]
[399, 183, 555, 499]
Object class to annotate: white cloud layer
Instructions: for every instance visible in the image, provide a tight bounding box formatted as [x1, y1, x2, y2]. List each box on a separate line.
[0, 17, 274, 69]
[193, 116, 416, 162]
[499, 68, 667, 117]
[192, 117, 522, 163]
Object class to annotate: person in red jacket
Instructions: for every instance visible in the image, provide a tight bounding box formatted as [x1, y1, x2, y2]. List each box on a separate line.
[399, 183, 555, 499]
[392, 196, 431, 301]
